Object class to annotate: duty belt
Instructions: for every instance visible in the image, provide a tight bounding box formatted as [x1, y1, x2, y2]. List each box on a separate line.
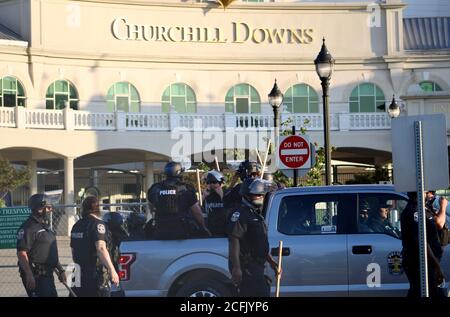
[31, 263, 55, 277]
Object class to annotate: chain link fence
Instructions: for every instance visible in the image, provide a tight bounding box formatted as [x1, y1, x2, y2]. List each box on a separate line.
[0, 203, 148, 297]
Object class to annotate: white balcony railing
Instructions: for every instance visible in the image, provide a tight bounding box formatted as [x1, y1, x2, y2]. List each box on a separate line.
[0, 107, 15, 127]
[0, 107, 393, 132]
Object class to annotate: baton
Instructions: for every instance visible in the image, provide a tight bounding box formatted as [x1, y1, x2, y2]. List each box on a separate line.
[275, 240, 283, 298]
[54, 269, 77, 297]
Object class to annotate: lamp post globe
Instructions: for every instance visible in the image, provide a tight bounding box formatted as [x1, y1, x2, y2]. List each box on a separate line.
[388, 95, 400, 118]
[314, 38, 335, 186]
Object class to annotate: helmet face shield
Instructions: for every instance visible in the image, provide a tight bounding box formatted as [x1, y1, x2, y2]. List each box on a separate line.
[164, 161, 184, 178]
[205, 170, 225, 184]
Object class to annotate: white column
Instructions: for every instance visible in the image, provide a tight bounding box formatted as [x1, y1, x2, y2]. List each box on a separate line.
[64, 157, 76, 235]
[28, 160, 38, 195]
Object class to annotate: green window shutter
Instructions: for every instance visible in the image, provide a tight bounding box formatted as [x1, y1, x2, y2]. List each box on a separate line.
[251, 102, 261, 114]
[235, 84, 248, 96]
[435, 84, 443, 91]
[55, 94, 68, 109]
[3, 77, 16, 90]
[116, 82, 129, 95]
[130, 86, 139, 100]
[69, 84, 77, 99]
[360, 96, 375, 112]
[106, 87, 115, 100]
[46, 84, 54, 98]
[359, 83, 374, 95]
[172, 96, 186, 113]
[18, 97, 26, 107]
[350, 87, 358, 99]
[186, 87, 196, 102]
[17, 82, 25, 97]
[116, 96, 129, 112]
[130, 101, 140, 113]
[106, 101, 115, 112]
[162, 87, 170, 102]
[349, 101, 359, 113]
[171, 83, 185, 96]
[46, 99, 54, 110]
[225, 102, 234, 112]
[186, 102, 197, 113]
[293, 96, 308, 113]
[236, 98, 249, 113]
[284, 88, 292, 98]
[250, 87, 259, 100]
[162, 102, 170, 113]
[69, 100, 78, 110]
[310, 101, 319, 113]
[293, 84, 308, 97]
[55, 80, 68, 93]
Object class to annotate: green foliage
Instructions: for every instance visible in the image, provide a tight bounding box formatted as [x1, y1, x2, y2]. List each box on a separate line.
[0, 158, 31, 199]
[305, 145, 325, 186]
[196, 162, 210, 172]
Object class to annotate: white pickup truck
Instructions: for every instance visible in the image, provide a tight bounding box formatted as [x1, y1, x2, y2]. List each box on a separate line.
[118, 185, 450, 297]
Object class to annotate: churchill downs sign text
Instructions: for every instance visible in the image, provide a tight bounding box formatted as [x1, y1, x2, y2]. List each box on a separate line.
[112, 17, 314, 44]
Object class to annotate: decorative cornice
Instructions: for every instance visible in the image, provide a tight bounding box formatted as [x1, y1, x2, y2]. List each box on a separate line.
[68, 0, 407, 11]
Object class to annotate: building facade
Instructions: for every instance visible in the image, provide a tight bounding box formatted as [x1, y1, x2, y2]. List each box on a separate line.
[0, 0, 449, 213]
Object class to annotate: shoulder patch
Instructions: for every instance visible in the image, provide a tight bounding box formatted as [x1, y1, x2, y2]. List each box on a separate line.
[231, 212, 240, 222]
[97, 223, 106, 234]
[17, 229, 24, 240]
[413, 212, 418, 223]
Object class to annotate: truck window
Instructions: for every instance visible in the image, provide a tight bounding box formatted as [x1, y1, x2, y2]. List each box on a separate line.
[277, 194, 356, 235]
[357, 193, 408, 239]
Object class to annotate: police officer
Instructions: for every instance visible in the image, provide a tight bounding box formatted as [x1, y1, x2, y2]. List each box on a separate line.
[223, 160, 261, 214]
[16, 193, 66, 297]
[126, 212, 147, 240]
[147, 161, 210, 240]
[70, 196, 119, 297]
[401, 191, 445, 298]
[226, 178, 278, 297]
[103, 212, 129, 272]
[202, 170, 227, 236]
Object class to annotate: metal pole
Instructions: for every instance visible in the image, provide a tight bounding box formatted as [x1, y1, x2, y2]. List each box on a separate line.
[273, 106, 280, 158]
[414, 121, 429, 297]
[292, 126, 298, 187]
[321, 79, 332, 186]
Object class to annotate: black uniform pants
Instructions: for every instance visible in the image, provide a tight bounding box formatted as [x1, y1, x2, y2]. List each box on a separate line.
[72, 269, 111, 297]
[239, 262, 270, 297]
[404, 256, 444, 298]
[20, 273, 57, 297]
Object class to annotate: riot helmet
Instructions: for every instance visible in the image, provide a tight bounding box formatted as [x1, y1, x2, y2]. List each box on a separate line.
[127, 212, 147, 230]
[237, 160, 262, 181]
[240, 178, 268, 208]
[103, 211, 128, 242]
[28, 193, 52, 212]
[164, 161, 184, 179]
[205, 170, 225, 184]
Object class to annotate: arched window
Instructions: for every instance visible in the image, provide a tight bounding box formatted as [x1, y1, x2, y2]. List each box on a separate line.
[284, 84, 319, 113]
[46, 80, 78, 110]
[161, 83, 197, 113]
[349, 83, 385, 113]
[0, 76, 26, 107]
[225, 83, 261, 113]
[419, 81, 442, 92]
[106, 82, 140, 112]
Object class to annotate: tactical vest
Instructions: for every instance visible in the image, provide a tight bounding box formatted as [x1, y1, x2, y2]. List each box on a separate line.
[153, 180, 188, 215]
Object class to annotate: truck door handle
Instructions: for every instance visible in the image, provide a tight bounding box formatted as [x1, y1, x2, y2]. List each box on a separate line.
[271, 247, 290, 257]
[352, 245, 373, 254]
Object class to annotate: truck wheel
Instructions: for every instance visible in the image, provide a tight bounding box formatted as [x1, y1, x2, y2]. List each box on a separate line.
[175, 278, 234, 297]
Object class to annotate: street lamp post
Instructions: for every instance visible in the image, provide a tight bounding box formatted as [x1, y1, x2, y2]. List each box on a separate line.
[314, 38, 335, 186]
[268, 80, 283, 174]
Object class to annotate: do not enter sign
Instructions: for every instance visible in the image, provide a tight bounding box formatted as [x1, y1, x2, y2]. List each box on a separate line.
[277, 135, 311, 169]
